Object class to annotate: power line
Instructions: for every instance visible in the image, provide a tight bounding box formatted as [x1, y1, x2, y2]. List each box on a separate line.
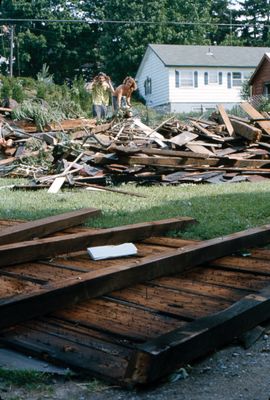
[0, 18, 269, 29]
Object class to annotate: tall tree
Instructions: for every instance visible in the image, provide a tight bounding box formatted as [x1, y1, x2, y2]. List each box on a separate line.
[82, 0, 214, 84]
[237, 0, 270, 46]
[0, 0, 99, 82]
[208, 0, 242, 45]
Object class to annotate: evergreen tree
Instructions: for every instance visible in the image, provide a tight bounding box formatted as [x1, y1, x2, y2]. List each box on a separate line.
[209, 0, 243, 45]
[237, 0, 270, 46]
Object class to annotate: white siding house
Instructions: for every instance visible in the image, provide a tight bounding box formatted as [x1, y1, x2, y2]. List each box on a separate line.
[135, 44, 270, 113]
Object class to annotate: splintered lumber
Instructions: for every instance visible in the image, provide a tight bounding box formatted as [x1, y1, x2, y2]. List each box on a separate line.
[76, 182, 147, 198]
[0, 208, 101, 245]
[121, 155, 220, 168]
[217, 105, 234, 136]
[0, 217, 196, 267]
[132, 282, 270, 384]
[189, 121, 223, 142]
[230, 118, 262, 142]
[42, 133, 58, 146]
[133, 118, 164, 140]
[240, 102, 270, 135]
[48, 118, 96, 132]
[47, 176, 66, 193]
[185, 143, 216, 156]
[135, 148, 209, 159]
[2, 222, 270, 330]
[168, 131, 198, 146]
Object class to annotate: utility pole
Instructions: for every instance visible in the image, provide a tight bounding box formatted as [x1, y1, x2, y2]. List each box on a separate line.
[9, 25, 14, 77]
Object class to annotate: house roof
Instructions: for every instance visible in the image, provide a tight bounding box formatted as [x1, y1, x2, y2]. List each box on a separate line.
[249, 53, 270, 84]
[149, 44, 270, 68]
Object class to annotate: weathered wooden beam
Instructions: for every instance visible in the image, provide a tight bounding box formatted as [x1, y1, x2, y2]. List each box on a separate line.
[0, 217, 196, 267]
[189, 121, 224, 142]
[230, 118, 262, 142]
[217, 104, 234, 136]
[0, 208, 101, 246]
[121, 155, 219, 167]
[121, 155, 270, 169]
[1, 222, 270, 330]
[132, 283, 270, 384]
[240, 102, 270, 135]
[113, 146, 209, 159]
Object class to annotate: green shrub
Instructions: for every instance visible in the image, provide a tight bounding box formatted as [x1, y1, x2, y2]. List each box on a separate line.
[1, 78, 12, 99]
[12, 82, 25, 102]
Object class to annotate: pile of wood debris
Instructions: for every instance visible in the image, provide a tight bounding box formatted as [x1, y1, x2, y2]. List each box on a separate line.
[1, 101, 270, 193]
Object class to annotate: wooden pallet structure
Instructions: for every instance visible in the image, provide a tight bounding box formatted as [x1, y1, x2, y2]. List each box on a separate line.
[1, 212, 270, 385]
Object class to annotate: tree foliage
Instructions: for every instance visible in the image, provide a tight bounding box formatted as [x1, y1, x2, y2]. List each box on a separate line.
[0, 1, 270, 84]
[82, 0, 214, 83]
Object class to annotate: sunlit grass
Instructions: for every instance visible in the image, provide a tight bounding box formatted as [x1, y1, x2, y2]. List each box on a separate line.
[1, 178, 270, 239]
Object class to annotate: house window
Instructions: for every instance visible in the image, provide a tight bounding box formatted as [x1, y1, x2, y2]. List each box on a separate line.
[263, 82, 270, 98]
[194, 71, 198, 88]
[175, 70, 197, 87]
[227, 72, 232, 89]
[175, 70, 180, 88]
[218, 72, 223, 85]
[144, 76, 152, 95]
[208, 71, 218, 84]
[204, 71, 219, 85]
[181, 70, 194, 87]
[232, 72, 242, 87]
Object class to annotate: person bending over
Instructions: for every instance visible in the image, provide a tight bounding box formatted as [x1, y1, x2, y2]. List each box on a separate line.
[112, 77, 137, 111]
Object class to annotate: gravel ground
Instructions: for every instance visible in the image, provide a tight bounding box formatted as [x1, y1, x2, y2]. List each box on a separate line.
[1, 334, 270, 400]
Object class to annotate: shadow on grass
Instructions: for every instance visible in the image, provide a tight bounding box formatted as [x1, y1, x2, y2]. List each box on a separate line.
[0, 182, 270, 240]
[100, 191, 270, 240]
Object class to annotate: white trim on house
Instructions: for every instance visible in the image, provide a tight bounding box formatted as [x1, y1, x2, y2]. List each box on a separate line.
[135, 45, 269, 113]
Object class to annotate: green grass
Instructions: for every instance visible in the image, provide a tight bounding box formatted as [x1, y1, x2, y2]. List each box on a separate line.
[0, 368, 52, 391]
[1, 178, 270, 239]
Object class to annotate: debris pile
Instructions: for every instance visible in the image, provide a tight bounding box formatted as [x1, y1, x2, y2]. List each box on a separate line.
[1, 101, 270, 192]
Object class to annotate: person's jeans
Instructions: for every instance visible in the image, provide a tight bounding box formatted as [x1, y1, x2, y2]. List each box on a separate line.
[92, 104, 107, 119]
[112, 96, 127, 111]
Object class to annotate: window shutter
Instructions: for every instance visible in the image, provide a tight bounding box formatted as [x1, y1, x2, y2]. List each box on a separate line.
[194, 71, 198, 87]
[227, 72, 232, 88]
[219, 72, 223, 85]
[204, 72, 208, 85]
[175, 70, 180, 88]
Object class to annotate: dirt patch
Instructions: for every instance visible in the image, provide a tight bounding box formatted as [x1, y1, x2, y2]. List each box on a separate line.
[1, 336, 270, 400]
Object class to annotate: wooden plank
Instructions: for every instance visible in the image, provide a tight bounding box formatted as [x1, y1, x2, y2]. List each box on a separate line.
[230, 118, 262, 142]
[1, 222, 270, 329]
[42, 133, 58, 146]
[131, 283, 270, 384]
[240, 102, 270, 135]
[168, 131, 198, 147]
[189, 121, 224, 142]
[133, 118, 165, 140]
[121, 155, 219, 167]
[138, 148, 209, 159]
[185, 143, 216, 156]
[0, 217, 196, 267]
[217, 105, 234, 136]
[47, 177, 66, 193]
[0, 208, 101, 246]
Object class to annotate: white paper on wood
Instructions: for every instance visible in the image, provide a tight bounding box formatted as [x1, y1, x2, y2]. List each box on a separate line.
[87, 243, 138, 260]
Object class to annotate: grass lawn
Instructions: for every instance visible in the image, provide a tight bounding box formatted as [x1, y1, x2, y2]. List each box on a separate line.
[0, 178, 270, 240]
